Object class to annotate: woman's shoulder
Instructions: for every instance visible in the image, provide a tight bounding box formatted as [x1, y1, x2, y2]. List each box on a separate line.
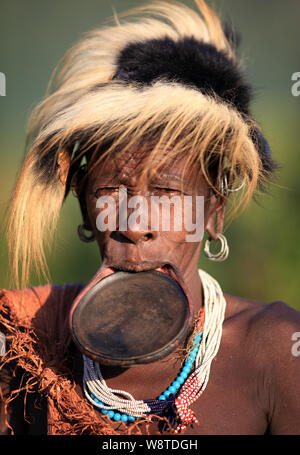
[0, 282, 84, 335]
[225, 293, 300, 324]
[0, 282, 84, 435]
[222, 294, 300, 434]
[224, 293, 300, 359]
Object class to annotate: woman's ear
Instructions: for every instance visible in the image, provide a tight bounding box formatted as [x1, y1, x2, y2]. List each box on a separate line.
[77, 193, 93, 231]
[205, 195, 226, 241]
[72, 170, 93, 231]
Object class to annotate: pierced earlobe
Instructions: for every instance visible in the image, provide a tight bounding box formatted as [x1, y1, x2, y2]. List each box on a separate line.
[204, 233, 229, 262]
[219, 174, 246, 196]
[77, 224, 96, 243]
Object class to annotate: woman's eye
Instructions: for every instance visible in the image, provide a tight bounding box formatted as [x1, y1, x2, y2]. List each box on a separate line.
[153, 187, 182, 194]
[94, 187, 118, 197]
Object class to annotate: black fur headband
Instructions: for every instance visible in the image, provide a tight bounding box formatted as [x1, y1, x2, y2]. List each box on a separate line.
[114, 36, 276, 176]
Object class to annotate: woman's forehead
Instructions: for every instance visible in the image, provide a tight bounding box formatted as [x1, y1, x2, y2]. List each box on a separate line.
[91, 148, 190, 180]
[87, 145, 206, 194]
[88, 145, 194, 179]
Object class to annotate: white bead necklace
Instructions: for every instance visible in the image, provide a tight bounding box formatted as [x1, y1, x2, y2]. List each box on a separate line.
[194, 269, 226, 389]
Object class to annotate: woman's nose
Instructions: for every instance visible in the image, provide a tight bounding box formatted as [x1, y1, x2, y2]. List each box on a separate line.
[120, 228, 156, 244]
[117, 194, 158, 244]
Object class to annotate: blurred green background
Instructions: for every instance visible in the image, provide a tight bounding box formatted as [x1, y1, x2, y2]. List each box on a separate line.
[0, 0, 299, 310]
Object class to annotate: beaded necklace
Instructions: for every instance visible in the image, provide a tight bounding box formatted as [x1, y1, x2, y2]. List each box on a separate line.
[82, 269, 226, 433]
[83, 332, 202, 424]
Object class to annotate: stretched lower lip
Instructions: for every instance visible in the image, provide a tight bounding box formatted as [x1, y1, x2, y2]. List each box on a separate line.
[105, 264, 186, 298]
[109, 264, 178, 282]
[75, 263, 191, 314]
[69, 262, 194, 365]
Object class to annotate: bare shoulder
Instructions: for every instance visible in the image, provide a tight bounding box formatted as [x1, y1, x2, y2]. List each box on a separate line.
[224, 293, 300, 360]
[225, 292, 300, 330]
[222, 294, 300, 434]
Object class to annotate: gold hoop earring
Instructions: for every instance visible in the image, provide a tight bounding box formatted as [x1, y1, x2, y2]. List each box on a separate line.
[77, 224, 95, 243]
[204, 233, 229, 262]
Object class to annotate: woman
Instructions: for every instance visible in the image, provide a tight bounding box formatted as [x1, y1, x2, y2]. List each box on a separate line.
[1, 0, 299, 435]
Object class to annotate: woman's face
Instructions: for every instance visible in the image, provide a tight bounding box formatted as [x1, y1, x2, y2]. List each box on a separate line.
[80, 145, 223, 285]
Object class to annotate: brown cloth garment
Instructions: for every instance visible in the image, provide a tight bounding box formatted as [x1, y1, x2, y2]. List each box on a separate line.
[0, 283, 166, 435]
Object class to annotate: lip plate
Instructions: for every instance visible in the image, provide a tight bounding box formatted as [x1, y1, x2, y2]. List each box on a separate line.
[69, 267, 194, 366]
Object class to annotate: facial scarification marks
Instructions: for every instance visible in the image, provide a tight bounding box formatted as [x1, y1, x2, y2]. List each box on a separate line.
[114, 148, 149, 181]
[111, 145, 187, 187]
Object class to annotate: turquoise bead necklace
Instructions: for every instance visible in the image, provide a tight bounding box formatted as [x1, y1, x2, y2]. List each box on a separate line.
[85, 332, 202, 423]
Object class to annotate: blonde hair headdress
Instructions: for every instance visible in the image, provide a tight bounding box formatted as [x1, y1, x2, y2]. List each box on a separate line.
[7, 0, 277, 287]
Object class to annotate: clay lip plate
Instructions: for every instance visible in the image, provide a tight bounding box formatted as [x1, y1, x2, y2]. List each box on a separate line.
[70, 266, 194, 366]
